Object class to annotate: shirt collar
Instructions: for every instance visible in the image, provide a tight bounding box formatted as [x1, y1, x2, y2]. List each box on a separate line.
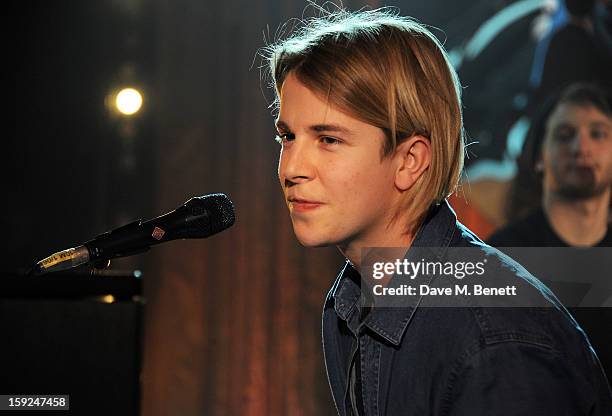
[330, 261, 361, 322]
[330, 200, 458, 345]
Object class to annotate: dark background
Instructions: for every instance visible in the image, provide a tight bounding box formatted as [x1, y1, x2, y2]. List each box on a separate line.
[6, 1, 549, 414]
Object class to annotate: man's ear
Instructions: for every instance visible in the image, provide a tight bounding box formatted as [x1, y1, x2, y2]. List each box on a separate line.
[394, 135, 431, 191]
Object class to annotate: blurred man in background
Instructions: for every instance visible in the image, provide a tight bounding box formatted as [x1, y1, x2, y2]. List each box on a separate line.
[489, 82, 612, 376]
[489, 83, 611, 247]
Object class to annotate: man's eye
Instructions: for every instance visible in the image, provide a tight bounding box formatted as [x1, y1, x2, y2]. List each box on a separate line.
[320, 136, 341, 145]
[275, 133, 295, 144]
[554, 128, 575, 142]
[591, 129, 608, 140]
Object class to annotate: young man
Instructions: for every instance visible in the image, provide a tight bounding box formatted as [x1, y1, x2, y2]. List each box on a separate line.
[266, 8, 612, 415]
[489, 83, 612, 247]
[488, 83, 612, 381]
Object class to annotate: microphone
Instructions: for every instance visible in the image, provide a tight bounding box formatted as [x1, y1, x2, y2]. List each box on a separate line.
[33, 193, 235, 276]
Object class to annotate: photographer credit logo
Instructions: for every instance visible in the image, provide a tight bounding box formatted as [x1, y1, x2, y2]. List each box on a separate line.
[362, 248, 518, 304]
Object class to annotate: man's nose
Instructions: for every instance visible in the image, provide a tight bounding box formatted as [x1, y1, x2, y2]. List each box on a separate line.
[279, 139, 315, 185]
[569, 129, 593, 156]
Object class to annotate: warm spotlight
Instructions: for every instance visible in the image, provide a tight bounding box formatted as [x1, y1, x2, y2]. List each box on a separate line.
[101, 294, 115, 304]
[115, 88, 143, 116]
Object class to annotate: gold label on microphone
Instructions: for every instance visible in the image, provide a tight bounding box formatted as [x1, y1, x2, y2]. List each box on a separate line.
[37, 248, 78, 269]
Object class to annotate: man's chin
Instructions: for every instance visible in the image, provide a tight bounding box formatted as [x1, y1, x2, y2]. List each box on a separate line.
[557, 182, 607, 200]
[295, 236, 331, 248]
[293, 229, 333, 248]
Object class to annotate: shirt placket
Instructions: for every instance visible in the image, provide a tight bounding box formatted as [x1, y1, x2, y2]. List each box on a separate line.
[345, 303, 372, 416]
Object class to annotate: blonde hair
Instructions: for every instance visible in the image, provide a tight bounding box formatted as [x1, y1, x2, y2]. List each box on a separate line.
[265, 7, 464, 231]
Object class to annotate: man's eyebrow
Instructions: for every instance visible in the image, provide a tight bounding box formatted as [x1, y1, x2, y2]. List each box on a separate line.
[590, 120, 612, 128]
[309, 124, 352, 135]
[275, 120, 352, 135]
[553, 122, 574, 130]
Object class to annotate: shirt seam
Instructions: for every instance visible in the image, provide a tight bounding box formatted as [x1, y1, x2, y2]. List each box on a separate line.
[438, 337, 561, 416]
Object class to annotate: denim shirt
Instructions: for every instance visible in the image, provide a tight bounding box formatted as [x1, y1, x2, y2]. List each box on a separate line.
[322, 201, 612, 416]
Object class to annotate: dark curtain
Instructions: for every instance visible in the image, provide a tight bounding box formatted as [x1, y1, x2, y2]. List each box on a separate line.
[141, 1, 355, 414]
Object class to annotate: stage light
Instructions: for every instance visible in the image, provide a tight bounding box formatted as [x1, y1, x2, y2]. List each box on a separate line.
[115, 88, 143, 115]
[101, 294, 115, 304]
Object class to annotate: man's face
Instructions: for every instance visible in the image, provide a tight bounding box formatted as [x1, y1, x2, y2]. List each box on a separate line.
[542, 102, 612, 199]
[276, 73, 399, 248]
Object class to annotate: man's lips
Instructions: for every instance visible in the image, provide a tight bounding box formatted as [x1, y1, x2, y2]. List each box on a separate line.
[570, 158, 595, 167]
[287, 197, 324, 212]
[568, 163, 596, 172]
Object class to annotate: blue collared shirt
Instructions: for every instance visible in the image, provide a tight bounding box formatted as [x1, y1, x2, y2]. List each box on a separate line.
[322, 201, 612, 415]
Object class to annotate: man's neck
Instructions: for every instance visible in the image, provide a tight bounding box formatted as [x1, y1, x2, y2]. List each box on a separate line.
[543, 190, 610, 246]
[338, 223, 416, 272]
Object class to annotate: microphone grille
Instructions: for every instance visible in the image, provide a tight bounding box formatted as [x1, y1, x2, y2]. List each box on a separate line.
[186, 193, 235, 237]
